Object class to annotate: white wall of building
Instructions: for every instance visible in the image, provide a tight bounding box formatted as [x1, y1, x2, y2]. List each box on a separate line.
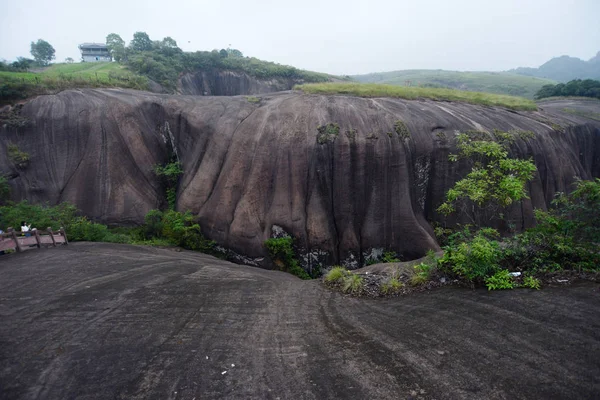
[82, 55, 112, 62]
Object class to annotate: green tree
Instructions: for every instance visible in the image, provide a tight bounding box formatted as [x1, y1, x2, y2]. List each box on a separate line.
[437, 131, 537, 224]
[106, 33, 127, 62]
[11, 57, 34, 71]
[65, 57, 74, 63]
[156, 37, 182, 57]
[30, 39, 56, 66]
[130, 31, 153, 52]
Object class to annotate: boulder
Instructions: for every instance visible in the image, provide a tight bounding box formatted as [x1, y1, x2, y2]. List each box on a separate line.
[1, 90, 599, 268]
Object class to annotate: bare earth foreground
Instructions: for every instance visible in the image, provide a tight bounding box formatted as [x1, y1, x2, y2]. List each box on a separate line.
[0, 244, 598, 399]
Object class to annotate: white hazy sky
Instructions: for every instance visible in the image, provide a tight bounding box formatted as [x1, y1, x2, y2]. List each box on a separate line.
[1, 0, 599, 75]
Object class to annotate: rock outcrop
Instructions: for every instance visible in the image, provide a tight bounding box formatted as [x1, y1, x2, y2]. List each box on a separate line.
[1, 90, 599, 268]
[177, 70, 302, 96]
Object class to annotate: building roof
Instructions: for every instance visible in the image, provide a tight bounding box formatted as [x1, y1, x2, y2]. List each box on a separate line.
[79, 43, 108, 48]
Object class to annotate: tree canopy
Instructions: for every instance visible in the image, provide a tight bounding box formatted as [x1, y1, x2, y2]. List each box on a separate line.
[30, 39, 55, 66]
[535, 79, 600, 100]
[106, 33, 127, 62]
[130, 32, 153, 52]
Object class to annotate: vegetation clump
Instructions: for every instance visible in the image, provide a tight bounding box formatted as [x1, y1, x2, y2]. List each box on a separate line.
[437, 130, 537, 223]
[485, 269, 514, 291]
[394, 120, 410, 139]
[153, 161, 183, 210]
[0, 200, 218, 252]
[7, 144, 30, 168]
[294, 83, 538, 111]
[436, 179, 600, 289]
[246, 96, 261, 104]
[264, 236, 311, 279]
[316, 123, 340, 144]
[324, 266, 365, 295]
[535, 79, 600, 100]
[381, 276, 404, 294]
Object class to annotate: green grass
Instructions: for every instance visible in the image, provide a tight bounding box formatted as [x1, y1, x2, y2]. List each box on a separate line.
[561, 108, 600, 121]
[295, 82, 538, 111]
[352, 69, 556, 99]
[0, 62, 148, 104]
[324, 266, 348, 283]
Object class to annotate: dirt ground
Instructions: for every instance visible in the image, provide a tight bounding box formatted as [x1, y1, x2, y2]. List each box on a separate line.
[0, 243, 598, 399]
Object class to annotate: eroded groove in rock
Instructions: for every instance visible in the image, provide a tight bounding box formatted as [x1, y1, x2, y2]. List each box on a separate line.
[1, 91, 599, 267]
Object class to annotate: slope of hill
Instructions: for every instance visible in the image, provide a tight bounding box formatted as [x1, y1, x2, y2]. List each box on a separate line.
[510, 51, 600, 82]
[351, 70, 555, 99]
[0, 62, 148, 104]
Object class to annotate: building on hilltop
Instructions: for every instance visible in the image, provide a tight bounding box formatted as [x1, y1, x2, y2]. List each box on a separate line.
[78, 43, 112, 62]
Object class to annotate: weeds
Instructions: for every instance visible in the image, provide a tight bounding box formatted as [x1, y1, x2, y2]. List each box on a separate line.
[381, 276, 404, 294]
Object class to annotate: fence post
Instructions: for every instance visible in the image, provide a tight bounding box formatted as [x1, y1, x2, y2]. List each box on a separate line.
[60, 227, 69, 245]
[33, 230, 41, 248]
[10, 230, 22, 253]
[47, 227, 57, 247]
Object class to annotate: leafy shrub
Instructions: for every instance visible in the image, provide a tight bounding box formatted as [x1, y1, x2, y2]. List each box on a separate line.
[246, 96, 261, 104]
[501, 179, 600, 272]
[342, 274, 364, 294]
[324, 266, 347, 283]
[67, 216, 110, 241]
[264, 236, 310, 279]
[153, 161, 183, 210]
[317, 123, 340, 144]
[382, 251, 400, 263]
[485, 269, 514, 291]
[411, 262, 433, 286]
[437, 132, 536, 220]
[394, 120, 410, 139]
[439, 229, 501, 282]
[522, 276, 541, 290]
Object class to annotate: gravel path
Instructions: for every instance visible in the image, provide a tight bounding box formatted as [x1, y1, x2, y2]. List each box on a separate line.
[1, 243, 598, 399]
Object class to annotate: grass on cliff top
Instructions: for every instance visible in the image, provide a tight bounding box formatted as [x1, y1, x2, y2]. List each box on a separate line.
[351, 69, 556, 99]
[294, 82, 538, 111]
[0, 62, 148, 104]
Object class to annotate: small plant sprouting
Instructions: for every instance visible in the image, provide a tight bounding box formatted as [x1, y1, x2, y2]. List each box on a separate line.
[246, 96, 261, 104]
[317, 123, 340, 144]
[394, 120, 410, 139]
[382, 251, 400, 263]
[342, 273, 364, 294]
[381, 276, 404, 294]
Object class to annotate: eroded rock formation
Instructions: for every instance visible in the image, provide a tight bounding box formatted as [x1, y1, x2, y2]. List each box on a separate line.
[177, 70, 301, 96]
[1, 91, 599, 268]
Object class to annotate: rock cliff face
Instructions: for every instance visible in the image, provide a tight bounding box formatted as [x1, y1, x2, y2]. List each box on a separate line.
[177, 70, 300, 96]
[1, 90, 599, 268]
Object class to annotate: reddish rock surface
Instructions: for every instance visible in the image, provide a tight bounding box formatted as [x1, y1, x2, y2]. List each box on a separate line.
[1, 91, 599, 266]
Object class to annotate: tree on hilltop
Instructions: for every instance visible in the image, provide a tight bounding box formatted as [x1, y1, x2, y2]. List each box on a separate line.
[106, 33, 127, 62]
[30, 39, 55, 66]
[130, 32, 153, 52]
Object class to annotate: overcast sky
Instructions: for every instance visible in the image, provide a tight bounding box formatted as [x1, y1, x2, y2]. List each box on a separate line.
[1, 0, 599, 75]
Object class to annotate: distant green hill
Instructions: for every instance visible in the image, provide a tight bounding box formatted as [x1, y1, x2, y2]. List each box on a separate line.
[510, 52, 600, 82]
[351, 70, 555, 99]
